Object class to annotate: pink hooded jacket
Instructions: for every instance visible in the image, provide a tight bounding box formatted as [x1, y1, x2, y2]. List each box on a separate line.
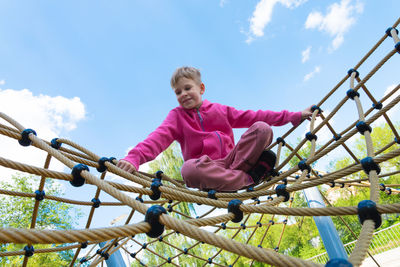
[123, 100, 302, 170]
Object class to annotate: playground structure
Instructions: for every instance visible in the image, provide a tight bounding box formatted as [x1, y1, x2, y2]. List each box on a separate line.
[0, 18, 400, 267]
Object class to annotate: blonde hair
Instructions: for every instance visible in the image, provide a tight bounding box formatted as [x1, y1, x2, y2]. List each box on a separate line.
[170, 66, 202, 88]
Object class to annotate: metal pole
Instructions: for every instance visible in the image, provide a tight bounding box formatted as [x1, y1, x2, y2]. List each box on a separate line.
[99, 241, 125, 267]
[303, 187, 348, 259]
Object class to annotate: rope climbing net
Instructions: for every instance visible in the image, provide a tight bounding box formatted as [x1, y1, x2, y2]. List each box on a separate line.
[1, 18, 400, 267]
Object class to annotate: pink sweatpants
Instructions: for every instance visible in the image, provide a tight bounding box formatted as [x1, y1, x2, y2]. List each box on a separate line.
[181, 122, 273, 192]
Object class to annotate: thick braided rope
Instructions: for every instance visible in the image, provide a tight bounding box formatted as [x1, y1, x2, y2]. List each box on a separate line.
[1, 114, 324, 266]
[0, 20, 399, 266]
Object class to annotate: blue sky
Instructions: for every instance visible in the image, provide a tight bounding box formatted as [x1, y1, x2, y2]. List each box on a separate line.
[1, 0, 399, 245]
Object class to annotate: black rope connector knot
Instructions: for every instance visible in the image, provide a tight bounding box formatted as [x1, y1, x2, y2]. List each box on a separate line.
[145, 205, 167, 238]
[207, 189, 217, 200]
[35, 190, 45, 201]
[97, 157, 111, 173]
[80, 257, 87, 263]
[24, 245, 34, 257]
[50, 138, 62, 149]
[372, 102, 383, 110]
[379, 183, 386, 191]
[347, 68, 360, 78]
[183, 248, 188, 254]
[130, 253, 136, 258]
[333, 134, 342, 141]
[155, 170, 163, 179]
[346, 89, 360, 100]
[311, 105, 322, 114]
[356, 121, 372, 135]
[246, 186, 254, 192]
[91, 198, 101, 208]
[221, 223, 226, 230]
[305, 132, 318, 141]
[361, 157, 381, 175]
[326, 258, 353, 267]
[386, 188, 392, 195]
[386, 27, 399, 37]
[227, 199, 243, 223]
[298, 160, 311, 174]
[150, 178, 162, 200]
[167, 257, 172, 263]
[275, 184, 289, 202]
[395, 42, 400, 54]
[19, 128, 37, 147]
[70, 164, 89, 187]
[269, 220, 275, 225]
[135, 196, 144, 203]
[80, 241, 88, 248]
[276, 137, 286, 146]
[357, 200, 381, 229]
[108, 157, 117, 165]
[100, 251, 109, 260]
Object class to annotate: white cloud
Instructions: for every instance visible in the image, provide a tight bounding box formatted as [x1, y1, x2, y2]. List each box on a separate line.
[246, 0, 308, 43]
[302, 46, 312, 63]
[304, 66, 321, 81]
[305, 0, 364, 51]
[0, 88, 86, 181]
[0, 80, 5, 85]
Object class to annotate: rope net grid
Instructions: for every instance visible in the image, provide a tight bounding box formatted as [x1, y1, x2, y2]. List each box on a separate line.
[0, 17, 400, 267]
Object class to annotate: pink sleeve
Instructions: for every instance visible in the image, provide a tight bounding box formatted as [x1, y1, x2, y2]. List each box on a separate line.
[123, 110, 178, 170]
[226, 106, 302, 128]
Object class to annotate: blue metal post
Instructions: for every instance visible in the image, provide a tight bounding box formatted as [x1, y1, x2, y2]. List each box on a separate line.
[99, 241, 125, 267]
[303, 187, 348, 259]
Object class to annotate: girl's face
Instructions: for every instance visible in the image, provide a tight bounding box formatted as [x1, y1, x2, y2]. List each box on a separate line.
[174, 77, 205, 109]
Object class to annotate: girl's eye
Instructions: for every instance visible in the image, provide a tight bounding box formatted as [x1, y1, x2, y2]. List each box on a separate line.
[185, 87, 191, 91]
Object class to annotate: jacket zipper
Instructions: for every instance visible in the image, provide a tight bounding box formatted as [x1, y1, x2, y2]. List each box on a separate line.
[196, 109, 205, 131]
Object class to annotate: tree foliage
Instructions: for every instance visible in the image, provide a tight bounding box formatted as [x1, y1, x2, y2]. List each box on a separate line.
[327, 123, 400, 243]
[0, 174, 82, 266]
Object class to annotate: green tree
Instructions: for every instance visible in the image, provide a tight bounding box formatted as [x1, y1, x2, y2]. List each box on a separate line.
[0, 174, 82, 266]
[327, 123, 400, 243]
